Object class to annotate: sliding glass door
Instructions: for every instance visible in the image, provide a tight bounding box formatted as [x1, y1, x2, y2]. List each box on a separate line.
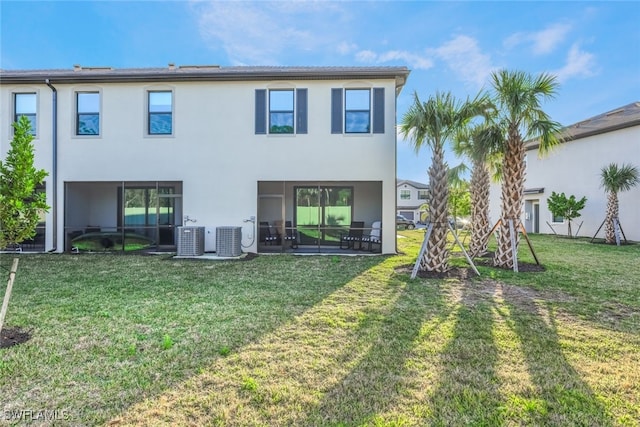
[118, 182, 182, 247]
[295, 186, 352, 246]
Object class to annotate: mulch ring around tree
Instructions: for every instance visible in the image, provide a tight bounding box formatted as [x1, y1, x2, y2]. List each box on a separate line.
[396, 252, 545, 280]
[0, 327, 31, 349]
[473, 251, 546, 273]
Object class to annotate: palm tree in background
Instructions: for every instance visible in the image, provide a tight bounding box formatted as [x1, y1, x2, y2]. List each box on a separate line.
[490, 70, 561, 269]
[452, 122, 503, 258]
[400, 91, 488, 272]
[446, 163, 470, 233]
[600, 163, 639, 244]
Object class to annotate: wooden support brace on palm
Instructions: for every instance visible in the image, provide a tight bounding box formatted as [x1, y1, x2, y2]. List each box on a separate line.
[0, 258, 19, 335]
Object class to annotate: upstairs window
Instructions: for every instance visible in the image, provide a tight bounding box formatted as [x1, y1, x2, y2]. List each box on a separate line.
[418, 190, 429, 200]
[345, 89, 370, 133]
[76, 92, 100, 135]
[400, 189, 411, 200]
[255, 88, 307, 135]
[331, 87, 384, 134]
[14, 93, 37, 136]
[269, 90, 294, 134]
[148, 91, 173, 135]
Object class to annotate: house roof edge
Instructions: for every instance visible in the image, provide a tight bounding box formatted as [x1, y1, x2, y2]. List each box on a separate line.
[0, 65, 411, 91]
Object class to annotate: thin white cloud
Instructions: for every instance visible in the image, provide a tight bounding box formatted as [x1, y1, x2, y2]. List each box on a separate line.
[431, 35, 494, 87]
[355, 49, 434, 70]
[191, 1, 349, 65]
[504, 23, 572, 55]
[552, 43, 598, 82]
[355, 50, 378, 63]
[337, 41, 358, 55]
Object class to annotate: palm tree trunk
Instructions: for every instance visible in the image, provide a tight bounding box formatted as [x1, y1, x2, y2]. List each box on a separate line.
[469, 159, 490, 258]
[494, 127, 526, 268]
[422, 144, 449, 272]
[604, 192, 619, 244]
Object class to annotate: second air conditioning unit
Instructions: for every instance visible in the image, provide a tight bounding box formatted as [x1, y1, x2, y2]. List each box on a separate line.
[216, 226, 242, 257]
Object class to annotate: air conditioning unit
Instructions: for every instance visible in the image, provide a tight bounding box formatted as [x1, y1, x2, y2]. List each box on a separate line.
[176, 226, 205, 256]
[216, 226, 242, 257]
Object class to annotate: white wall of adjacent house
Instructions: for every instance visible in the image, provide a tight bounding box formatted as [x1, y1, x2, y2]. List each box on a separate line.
[489, 125, 640, 241]
[396, 183, 428, 222]
[1, 77, 399, 253]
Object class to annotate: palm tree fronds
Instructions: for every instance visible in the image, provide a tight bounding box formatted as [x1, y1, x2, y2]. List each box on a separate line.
[447, 163, 469, 187]
[600, 163, 640, 193]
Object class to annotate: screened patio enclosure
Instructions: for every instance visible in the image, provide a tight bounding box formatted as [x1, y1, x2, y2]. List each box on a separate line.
[257, 181, 383, 253]
[64, 181, 183, 252]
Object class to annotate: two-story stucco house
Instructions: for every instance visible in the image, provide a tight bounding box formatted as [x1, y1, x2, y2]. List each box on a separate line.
[1, 65, 410, 254]
[396, 179, 429, 223]
[489, 102, 640, 242]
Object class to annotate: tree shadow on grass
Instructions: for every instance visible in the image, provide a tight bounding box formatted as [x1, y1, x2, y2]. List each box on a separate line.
[498, 284, 612, 425]
[3, 254, 388, 426]
[422, 281, 503, 425]
[302, 274, 456, 425]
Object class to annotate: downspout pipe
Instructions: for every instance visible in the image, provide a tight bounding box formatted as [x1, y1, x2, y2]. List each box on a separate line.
[45, 79, 57, 251]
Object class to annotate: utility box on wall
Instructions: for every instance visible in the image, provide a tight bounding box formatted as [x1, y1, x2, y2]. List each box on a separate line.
[216, 226, 242, 257]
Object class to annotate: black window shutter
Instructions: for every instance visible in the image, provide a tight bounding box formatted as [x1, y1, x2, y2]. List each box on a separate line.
[331, 88, 343, 134]
[373, 87, 385, 134]
[296, 89, 307, 134]
[255, 89, 266, 134]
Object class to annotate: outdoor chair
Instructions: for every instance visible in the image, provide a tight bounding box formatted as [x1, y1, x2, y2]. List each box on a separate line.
[339, 221, 365, 249]
[283, 220, 299, 249]
[259, 221, 280, 245]
[361, 220, 382, 252]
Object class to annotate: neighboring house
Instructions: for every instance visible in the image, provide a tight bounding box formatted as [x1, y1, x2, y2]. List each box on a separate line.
[1, 65, 410, 254]
[488, 102, 640, 241]
[397, 179, 429, 223]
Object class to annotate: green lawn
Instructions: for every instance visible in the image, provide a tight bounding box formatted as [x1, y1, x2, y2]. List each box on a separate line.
[1, 233, 638, 426]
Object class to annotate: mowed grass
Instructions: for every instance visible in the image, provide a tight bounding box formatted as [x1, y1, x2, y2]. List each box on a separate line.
[0, 232, 638, 426]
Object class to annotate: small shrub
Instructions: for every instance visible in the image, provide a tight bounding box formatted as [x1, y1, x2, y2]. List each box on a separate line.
[127, 344, 137, 356]
[241, 376, 258, 392]
[161, 334, 174, 350]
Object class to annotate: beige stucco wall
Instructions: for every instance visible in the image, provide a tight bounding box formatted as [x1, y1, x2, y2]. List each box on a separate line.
[1, 77, 399, 253]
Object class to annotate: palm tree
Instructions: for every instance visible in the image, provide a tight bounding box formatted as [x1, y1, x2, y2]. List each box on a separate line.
[453, 122, 503, 258]
[600, 163, 639, 244]
[447, 163, 471, 233]
[490, 70, 561, 269]
[400, 91, 487, 272]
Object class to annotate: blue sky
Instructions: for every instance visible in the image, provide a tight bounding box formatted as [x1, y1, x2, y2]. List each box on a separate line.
[2, 1, 639, 183]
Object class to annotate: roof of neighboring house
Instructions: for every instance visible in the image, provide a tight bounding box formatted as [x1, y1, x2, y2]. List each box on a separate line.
[0, 65, 410, 93]
[527, 101, 640, 151]
[397, 179, 429, 189]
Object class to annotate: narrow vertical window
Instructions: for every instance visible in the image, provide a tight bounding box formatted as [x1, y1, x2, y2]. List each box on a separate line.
[148, 91, 173, 135]
[76, 92, 100, 135]
[269, 89, 294, 134]
[14, 93, 37, 136]
[345, 89, 370, 133]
